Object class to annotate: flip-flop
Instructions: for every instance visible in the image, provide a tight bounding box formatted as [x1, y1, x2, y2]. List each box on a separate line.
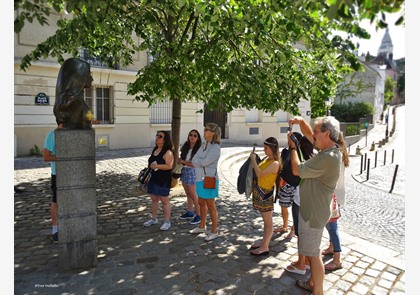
[250, 249, 269, 256]
[285, 231, 295, 239]
[322, 249, 334, 255]
[250, 244, 260, 249]
[324, 261, 343, 271]
[296, 279, 313, 292]
[273, 227, 289, 233]
[284, 264, 306, 275]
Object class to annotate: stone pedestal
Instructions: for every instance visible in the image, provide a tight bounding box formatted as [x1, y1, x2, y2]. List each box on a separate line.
[55, 129, 97, 271]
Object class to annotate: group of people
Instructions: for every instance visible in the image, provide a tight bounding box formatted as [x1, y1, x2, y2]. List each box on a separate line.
[42, 57, 346, 294]
[142, 123, 222, 242]
[44, 110, 348, 294]
[249, 115, 349, 294]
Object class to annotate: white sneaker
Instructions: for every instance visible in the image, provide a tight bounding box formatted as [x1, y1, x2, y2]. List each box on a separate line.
[143, 218, 158, 227]
[205, 232, 219, 241]
[189, 226, 206, 234]
[160, 222, 171, 231]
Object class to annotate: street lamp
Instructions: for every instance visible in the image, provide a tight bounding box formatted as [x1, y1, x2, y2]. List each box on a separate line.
[324, 98, 332, 116]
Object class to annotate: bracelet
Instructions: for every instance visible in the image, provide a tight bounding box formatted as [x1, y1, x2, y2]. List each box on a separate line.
[290, 147, 296, 150]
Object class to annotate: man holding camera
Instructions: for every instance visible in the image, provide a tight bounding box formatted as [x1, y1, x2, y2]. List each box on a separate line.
[287, 116, 343, 295]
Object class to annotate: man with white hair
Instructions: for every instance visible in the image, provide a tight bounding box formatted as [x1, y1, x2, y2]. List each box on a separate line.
[287, 116, 343, 295]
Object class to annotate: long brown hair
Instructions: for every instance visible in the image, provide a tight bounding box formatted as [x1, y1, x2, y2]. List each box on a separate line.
[152, 130, 173, 154]
[180, 129, 202, 160]
[337, 132, 349, 167]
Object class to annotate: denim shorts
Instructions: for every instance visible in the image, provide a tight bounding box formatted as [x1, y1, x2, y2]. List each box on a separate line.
[146, 181, 170, 197]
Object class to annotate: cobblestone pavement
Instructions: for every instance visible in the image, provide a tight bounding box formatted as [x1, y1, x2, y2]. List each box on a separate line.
[13, 107, 405, 295]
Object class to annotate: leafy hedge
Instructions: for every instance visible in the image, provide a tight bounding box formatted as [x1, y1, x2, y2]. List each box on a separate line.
[330, 101, 374, 122]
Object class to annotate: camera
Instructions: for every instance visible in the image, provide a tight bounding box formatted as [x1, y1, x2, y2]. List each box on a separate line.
[290, 132, 299, 148]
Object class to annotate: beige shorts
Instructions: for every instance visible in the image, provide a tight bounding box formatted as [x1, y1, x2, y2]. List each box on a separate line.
[298, 214, 324, 257]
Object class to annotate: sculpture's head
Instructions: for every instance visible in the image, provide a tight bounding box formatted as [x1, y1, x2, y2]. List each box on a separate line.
[56, 58, 92, 102]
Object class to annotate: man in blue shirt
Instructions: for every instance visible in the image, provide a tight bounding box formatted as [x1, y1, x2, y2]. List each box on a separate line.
[43, 120, 63, 243]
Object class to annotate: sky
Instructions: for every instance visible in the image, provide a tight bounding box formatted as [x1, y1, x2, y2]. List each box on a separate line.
[354, 11, 405, 59]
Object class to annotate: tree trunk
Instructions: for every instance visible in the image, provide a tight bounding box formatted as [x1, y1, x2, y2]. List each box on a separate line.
[171, 98, 182, 167]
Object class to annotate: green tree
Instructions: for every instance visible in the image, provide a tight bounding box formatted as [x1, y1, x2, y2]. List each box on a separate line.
[14, 0, 404, 158]
[397, 73, 405, 102]
[385, 76, 396, 105]
[331, 101, 373, 122]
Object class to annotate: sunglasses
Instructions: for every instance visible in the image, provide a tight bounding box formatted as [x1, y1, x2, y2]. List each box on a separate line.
[155, 134, 164, 139]
[204, 128, 213, 132]
[189, 133, 198, 138]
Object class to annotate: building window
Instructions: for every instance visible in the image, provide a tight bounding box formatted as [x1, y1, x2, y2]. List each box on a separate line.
[78, 48, 119, 69]
[276, 110, 288, 122]
[280, 126, 289, 133]
[245, 108, 259, 123]
[150, 98, 172, 124]
[249, 127, 259, 135]
[85, 86, 113, 124]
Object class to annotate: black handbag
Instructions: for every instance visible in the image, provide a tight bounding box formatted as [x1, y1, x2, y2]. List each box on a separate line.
[138, 167, 152, 185]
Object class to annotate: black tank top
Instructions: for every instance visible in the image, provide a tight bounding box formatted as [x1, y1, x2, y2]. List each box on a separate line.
[148, 148, 172, 188]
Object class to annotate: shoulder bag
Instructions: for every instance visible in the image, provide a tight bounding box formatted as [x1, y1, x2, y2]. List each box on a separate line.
[138, 167, 152, 186]
[203, 167, 216, 189]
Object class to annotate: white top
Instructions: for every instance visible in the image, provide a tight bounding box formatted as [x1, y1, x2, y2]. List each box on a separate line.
[335, 163, 346, 206]
[293, 186, 300, 206]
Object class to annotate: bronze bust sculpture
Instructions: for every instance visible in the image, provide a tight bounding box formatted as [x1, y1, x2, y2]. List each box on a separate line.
[54, 58, 94, 129]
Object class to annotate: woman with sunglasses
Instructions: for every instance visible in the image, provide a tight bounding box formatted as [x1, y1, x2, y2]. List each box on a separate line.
[189, 123, 222, 241]
[178, 129, 202, 225]
[143, 130, 174, 231]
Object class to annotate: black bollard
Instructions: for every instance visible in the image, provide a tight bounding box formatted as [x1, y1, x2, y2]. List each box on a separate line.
[364, 153, 367, 171]
[384, 150, 387, 166]
[360, 154, 363, 175]
[374, 151, 378, 168]
[367, 159, 370, 181]
[389, 165, 399, 193]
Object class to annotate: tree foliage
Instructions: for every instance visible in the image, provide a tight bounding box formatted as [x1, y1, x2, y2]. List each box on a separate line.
[385, 75, 396, 104]
[397, 73, 405, 102]
[331, 101, 374, 122]
[14, 0, 404, 155]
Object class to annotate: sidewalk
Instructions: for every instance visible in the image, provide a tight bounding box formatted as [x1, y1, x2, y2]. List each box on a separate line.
[13, 109, 405, 294]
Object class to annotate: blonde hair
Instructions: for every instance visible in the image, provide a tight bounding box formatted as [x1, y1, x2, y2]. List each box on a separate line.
[205, 123, 222, 144]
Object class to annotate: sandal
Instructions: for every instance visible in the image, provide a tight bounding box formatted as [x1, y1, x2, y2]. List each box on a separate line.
[285, 231, 295, 239]
[321, 248, 334, 256]
[250, 249, 269, 256]
[284, 264, 306, 275]
[296, 279, 313, 292]
[325, 261, 343, 271]
[274, 226, 289, 233]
